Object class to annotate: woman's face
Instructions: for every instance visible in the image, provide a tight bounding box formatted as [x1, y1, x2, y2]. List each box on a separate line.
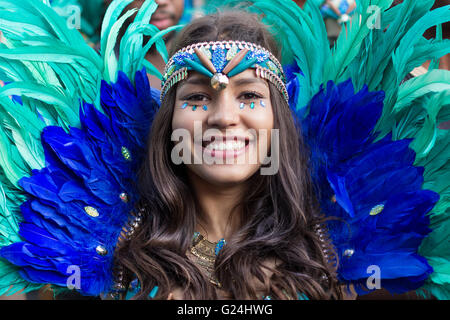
[172, 69, 274, 187]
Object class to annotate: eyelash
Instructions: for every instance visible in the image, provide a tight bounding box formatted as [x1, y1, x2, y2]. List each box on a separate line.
[182, 91, 264, 102]
[184, 93, 209, 102]
[240, 91, 263, 100]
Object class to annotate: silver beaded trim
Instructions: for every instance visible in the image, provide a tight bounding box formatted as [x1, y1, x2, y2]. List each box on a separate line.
[314, 223, 332, 263]
[160, 67, 188, 102]
[255, 65, 289, 103]
[123, 207, 144, 240]
[108, 207, 146, 299]
[314, 223, 338, 284]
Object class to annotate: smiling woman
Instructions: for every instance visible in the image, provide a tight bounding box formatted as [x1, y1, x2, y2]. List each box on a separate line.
[173, 69, 275, 181]
[0, 0, 448, 302]
[114, 11, 343, 300]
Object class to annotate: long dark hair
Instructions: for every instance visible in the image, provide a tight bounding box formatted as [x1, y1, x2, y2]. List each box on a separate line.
[115, 10, 342, 300]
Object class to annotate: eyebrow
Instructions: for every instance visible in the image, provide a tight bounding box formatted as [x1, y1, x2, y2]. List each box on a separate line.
[179, 75, 268, 88]
[179, 76, 210, 88]
[233, 77, 268, 87]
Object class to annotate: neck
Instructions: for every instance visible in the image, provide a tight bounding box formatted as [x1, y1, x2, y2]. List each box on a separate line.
[188, 173, 246, 242]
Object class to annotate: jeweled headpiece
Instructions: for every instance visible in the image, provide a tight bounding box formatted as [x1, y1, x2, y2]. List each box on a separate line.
[160, 40, 289, 102]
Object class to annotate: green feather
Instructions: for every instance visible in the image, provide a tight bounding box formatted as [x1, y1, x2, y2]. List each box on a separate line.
[104, 8, 138, 82]
[100, 0, 134, 57]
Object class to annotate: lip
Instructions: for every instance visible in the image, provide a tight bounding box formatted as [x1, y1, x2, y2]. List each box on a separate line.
[150, 16, 172, 28]
[199, 136, 253, 160]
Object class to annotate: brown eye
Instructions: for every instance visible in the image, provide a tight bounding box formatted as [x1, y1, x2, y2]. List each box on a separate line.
[185, 93, 209, 102]
[240, 91, 262, 100]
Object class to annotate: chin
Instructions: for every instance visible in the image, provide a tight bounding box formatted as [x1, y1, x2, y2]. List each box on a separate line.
[190, 164, 260, 187]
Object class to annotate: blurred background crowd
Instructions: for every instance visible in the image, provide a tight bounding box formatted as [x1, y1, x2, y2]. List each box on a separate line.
[0, 0, 449, 300]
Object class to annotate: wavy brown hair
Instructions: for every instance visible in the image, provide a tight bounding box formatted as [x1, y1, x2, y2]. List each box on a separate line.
[115, 10, 342, 300]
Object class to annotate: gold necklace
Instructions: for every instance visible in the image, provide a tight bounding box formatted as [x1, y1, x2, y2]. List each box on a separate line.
[189, 232, 225, 287]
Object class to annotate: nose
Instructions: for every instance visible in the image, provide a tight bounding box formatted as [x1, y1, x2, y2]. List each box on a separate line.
[207, 91, 240, 129]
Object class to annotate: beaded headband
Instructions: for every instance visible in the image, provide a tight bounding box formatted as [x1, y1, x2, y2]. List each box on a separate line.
[160, 40, 289, 103]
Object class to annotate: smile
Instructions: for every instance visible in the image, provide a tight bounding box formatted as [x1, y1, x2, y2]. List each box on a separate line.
[201, 136, 251, 159]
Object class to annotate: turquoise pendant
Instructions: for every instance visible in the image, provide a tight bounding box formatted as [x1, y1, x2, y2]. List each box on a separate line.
[215, 238, 226, 256]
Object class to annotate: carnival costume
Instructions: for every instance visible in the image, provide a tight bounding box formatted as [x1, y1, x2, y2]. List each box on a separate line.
[0, 0, 449, 299]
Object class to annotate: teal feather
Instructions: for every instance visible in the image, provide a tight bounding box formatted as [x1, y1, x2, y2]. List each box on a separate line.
[395, 70, 450, 114]
[392, 6, 450, 86]
[103, 8, 138, 82]
[137, 24, 184, 78]
[100, 0, 134, 57]
[0, 82, 79, 128]
[324, 0, 394, 84]
[184, 58, 214, 78]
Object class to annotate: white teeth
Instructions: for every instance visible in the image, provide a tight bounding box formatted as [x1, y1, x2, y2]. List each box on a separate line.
[205, 140, 245, 151]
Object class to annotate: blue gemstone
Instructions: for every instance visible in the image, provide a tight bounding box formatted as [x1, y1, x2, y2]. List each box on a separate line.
[246, 51, 256, 60]
[260, 100, 266, 107]
[202, 105, 208, 111]
[255, 50, 269, 63]
[192, 105, 197, 111]
[173, 52, 194, 66]
[212, 47, 227, 73]
[181, 103, 188, 109]
[215, 238, 226, 256]
[250, 102, 255, 109]
[239, 103, 245, 109]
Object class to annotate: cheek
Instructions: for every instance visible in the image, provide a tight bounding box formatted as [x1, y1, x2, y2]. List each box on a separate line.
[172, 0, 185, 18]
[241, 105, 274, 132]
[171, 107, 205, 134]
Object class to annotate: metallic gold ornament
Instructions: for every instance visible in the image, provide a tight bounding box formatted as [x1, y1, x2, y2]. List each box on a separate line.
[84, 206, 99, 217]
[121, 146, 132, 161]
[369, 204, 385, 216]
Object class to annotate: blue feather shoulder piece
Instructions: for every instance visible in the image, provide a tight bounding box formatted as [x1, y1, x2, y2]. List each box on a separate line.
[0, 68, 159, 296]
[297, 80, 440, 295]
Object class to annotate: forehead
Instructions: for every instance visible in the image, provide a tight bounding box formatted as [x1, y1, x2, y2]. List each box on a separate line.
[178, 69, 269, 90]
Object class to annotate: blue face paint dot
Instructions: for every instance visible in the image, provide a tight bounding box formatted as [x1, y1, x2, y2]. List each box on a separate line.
[202, 105, 208, 111]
